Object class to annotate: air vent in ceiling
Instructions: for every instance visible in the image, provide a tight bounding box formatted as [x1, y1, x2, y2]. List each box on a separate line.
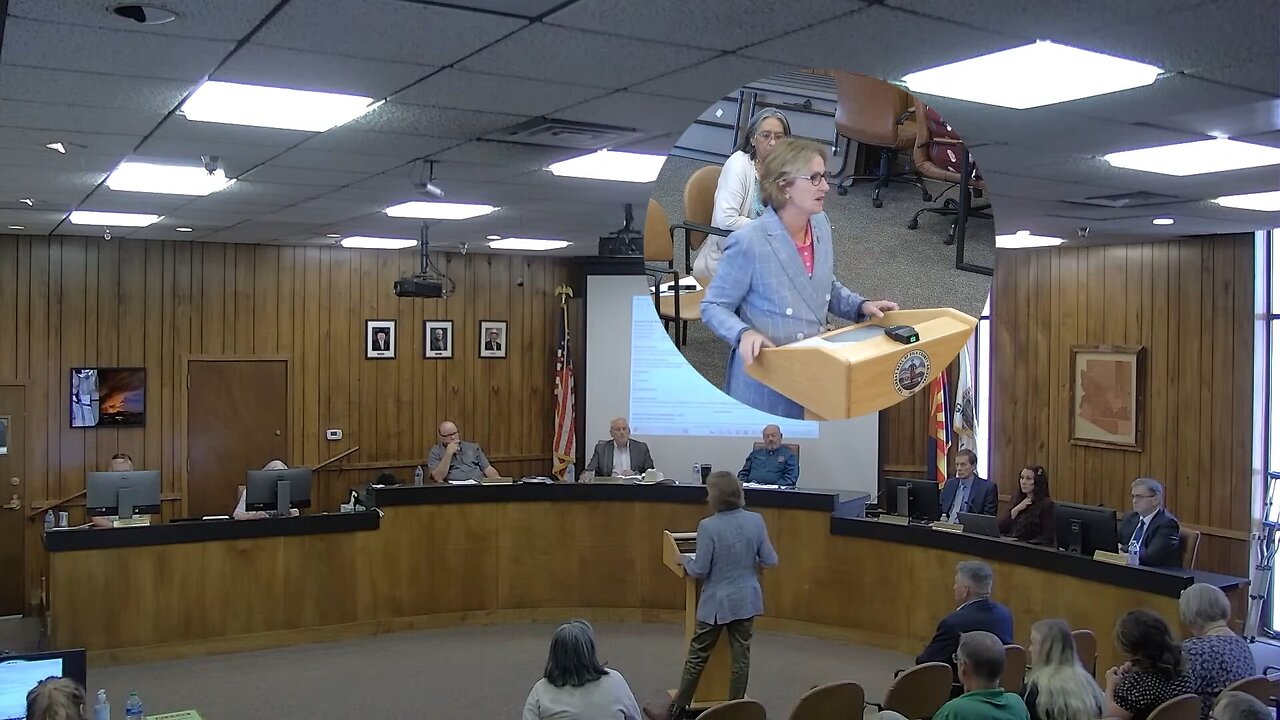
[483, 118, 646, 150]
[1065, 191, 1182, 208]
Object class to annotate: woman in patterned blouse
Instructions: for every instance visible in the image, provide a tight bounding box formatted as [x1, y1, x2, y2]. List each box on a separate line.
[1180, 583, 1256, 719]
[1103, 610, 1195, 720]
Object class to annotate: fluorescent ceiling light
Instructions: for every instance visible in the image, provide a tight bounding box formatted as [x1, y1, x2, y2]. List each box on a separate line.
[1213, 190, 1280, 212]
[69, 210, 161, 227]
[45, 142, 66, 154]
[486, 234, 501, 240]
[488, 238, 570, 251]
[902, 40, 1162, 109]
[106, 161, 235, 196]
[1151, 217, 1175, 225]
[326, 233, 341, 238]
[175, 227, 193, 232]
[8, 225, 24, 230]
[995, 231, 1064, 249]
[547, 150, 665, 183]
[1104, 138, 1280, 176]
[383, 201, 498, 220]
[179, 80, 380, 132]
[339, 236, 417, 250]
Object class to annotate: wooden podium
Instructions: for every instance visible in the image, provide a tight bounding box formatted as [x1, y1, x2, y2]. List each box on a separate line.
[662, 530, 732, 709]
[744, 308, 978, 420]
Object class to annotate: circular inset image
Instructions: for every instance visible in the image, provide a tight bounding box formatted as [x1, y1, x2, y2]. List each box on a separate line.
[647, 69, 994, 420]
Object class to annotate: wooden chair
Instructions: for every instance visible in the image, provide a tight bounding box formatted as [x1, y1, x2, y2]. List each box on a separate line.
[788, 681, 864, 720]
[868, 662, 952, 719]
[1146, 694, 1200, 720]
[1221, 674, 1274, 703]
[1002, 644, 1027, 693]
[698, 698, 767, 720]
[643, 198, 701, 347]
[1072, 629, 1098, 677]
[1180, 528, 1202, 569]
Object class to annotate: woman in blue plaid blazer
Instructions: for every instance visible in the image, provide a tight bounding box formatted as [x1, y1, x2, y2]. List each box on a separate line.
[701, 138, 899, 419]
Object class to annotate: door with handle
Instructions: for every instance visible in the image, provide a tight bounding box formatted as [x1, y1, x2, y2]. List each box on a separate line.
[0, 386, 27, 616]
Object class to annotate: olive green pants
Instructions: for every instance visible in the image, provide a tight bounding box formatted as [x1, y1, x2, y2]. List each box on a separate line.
[671, 617, 754, 711]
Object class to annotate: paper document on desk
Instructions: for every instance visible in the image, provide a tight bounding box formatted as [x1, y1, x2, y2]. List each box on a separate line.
[148, 712, 204, 720]
[742, 482, 782, 489]
[448, 479, 480, 485]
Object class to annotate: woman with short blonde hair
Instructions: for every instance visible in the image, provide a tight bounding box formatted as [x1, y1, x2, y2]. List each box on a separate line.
[706, 470, 745, 512]
[26, 677, 87, 720]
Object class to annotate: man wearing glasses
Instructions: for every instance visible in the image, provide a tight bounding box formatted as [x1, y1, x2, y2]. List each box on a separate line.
[1117, 477, 1183, 567]
[427, 420, 500, 482]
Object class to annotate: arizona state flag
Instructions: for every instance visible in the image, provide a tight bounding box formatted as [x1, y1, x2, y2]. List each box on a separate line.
[927, 370, 951, 487]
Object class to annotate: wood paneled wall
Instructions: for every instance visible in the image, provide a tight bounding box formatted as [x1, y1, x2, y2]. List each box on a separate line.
[0, 234, 573, 609]
[991, 237, 1255, 576]
[879, 355, 962, 482]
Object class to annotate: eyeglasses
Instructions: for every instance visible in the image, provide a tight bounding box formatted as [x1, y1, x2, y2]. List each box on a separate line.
[439, 430, 459, 438]
[786, 172, 829, 187]
[755, 131, 786, 143]
[1131, 493, 1156, 500]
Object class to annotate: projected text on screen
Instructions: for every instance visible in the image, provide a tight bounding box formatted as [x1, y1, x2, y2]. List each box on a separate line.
[628, 296, 819, 438]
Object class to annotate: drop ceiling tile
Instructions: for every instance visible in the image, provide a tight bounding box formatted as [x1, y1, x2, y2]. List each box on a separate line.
[1060, 74, 1271, 126]
[0, 169, 106, 202]
[458, 25, 718, 90]
[77, 187, 192, 213]
[0, 127, 139, 155]
[2, 17, 234, 81]
[0, 67, 192, 113]
[251, 0, 526, 66]
[7, 0, 280, 40]
[1157, 98, 1280, 138]
[345, 103, 526, 139]
[148, 115, 315, 148]
[422, 0, 567, 17]
[269, 148, 409, 174]
[632, 55, 791, 102]
[242, 165, 373, 188]
[133, 137, 283, 178]
[214, 45, 437, 98]
[546, 0, 860, 52]
[0, 148, 126, 174]
[197, 180, 325, 206]
[618, 134, 680, 155]
[300, 127, 459, 157]
[1189, 53, 1280, 96]
[0, 208, 69, 231]
[552, 92, 716, 135]
[393, 69, 608, 116]
[885, 0, 1212, 39]
[0, 99, 161, 136]
[260, 201, 383, 225]
[429, 141, 589, 169]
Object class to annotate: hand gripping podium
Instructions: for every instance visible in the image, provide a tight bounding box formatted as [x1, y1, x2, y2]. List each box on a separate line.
[745, 308, 978, 420]
[662, 530, 732, 708]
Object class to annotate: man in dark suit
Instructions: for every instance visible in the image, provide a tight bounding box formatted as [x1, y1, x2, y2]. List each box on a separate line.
[484, 329, 502, 352]
[583, 417, 655, 478]
[1118, 477, 1182, 567]
[372, 329, 390, 352]
[916, 560, 1014, 679]
[939, 449, 998, 523]
[429, 328, 447, 351]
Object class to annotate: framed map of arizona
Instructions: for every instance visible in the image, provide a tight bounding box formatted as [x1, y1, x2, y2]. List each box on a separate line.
[1070, 345, 1145, 451]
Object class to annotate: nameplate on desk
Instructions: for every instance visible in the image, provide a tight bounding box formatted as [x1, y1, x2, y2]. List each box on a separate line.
[113, 517, 150, 528]
[877, 514, 910, 526]
[1093, 550, 1130, 566]
[930, 521, 965, 534]
[147, 711, 204, 720]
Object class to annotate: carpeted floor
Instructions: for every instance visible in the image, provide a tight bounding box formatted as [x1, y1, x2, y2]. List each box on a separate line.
[82, 622, 914, 719]
[649, 155, 995, 389]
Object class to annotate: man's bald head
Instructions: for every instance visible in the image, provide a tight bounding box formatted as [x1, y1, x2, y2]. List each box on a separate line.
[438, 421, 460, 445]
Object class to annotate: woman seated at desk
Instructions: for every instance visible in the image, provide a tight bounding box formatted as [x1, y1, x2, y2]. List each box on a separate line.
[233, 460, 300, 520]
[998, 464, 1055, 545]
[90, 453, 155, 529]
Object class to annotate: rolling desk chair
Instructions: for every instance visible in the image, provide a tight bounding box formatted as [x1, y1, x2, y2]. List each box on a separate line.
[830, 71, 929, 208]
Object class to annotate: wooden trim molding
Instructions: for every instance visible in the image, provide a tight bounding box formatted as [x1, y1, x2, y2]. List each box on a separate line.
[331, 454, 551, 472]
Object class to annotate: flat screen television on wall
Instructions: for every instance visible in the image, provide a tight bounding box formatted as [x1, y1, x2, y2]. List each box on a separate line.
[70, 367, 146, 428]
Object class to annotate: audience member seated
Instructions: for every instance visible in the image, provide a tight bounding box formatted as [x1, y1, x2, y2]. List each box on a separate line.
[233, 460, 301, 520]
[1179, 583, 1256, 719]
[583, 417, 655, 479]
[428, 420, 500, 482]
[522, 619, 641, 720]
[1213, 691, 1272, 720]
[1023, 619, 1103, 720]
[934, 631, 1029, 720]
[998, 465, 1055, 544]
[940, 450, 997, 523]
[90, 452, 139, 529]
[692, 107, 792, 283]
[26, 677, 87, 720]
[917, 560, 1013, 679]
[1118, 477, 1182, 568]
[737, 424, 798, 487]
[1104, 609, 1195, 720]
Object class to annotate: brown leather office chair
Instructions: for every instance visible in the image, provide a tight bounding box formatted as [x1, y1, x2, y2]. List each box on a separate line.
[1145, 694, 1201, 720]
[697, 698, 767, 720]
[831, 71, 929, 208]
[1002, 644, 1027, 693]
[1179, 528, 1201, 569]
[643, 199, 700, 347]
[788, 681, 864, 720]
[1221, 675, 1274, 703]
[677, 165, 724, 273]
[868, 662, 952, 719]
[1072, 628, 1098, 678]
[906, 99, 992, 247]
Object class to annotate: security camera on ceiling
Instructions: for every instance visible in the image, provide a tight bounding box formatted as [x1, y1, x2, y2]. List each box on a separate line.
[201, 155, 221, 175]
[411, 160, 444, 199]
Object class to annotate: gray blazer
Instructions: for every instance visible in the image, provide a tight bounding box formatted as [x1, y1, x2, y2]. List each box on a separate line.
[583, 439, 655, 476]
[700, 208, 868, 418]
[683, 508, 778, 625]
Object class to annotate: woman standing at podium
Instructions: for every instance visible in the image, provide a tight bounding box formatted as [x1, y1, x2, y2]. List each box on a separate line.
[701, 138, 899, 419]
[644, 472, 778, 720]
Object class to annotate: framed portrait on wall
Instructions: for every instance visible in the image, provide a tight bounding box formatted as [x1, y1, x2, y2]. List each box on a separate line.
[479, 320, 508, 359]
[424, 320, 453, 359]
[366, 319, 396, 359]
[1069, 345, 1145, 451]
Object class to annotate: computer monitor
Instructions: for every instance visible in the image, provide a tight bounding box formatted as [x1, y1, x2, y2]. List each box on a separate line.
[0, 648, 87, 720]
[1055, 501, 1120, 557]
[85, 470, 161, 518]
[881, 477, 942, 522]
[959, 512, 1001, 538]
[245, 467, 312, 515]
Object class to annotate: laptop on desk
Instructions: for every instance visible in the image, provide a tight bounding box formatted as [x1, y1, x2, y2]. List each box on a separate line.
[959, 512, 1000, 538]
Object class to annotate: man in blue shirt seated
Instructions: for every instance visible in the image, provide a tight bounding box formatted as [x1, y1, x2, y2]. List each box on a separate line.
[737, 425, 798, 487]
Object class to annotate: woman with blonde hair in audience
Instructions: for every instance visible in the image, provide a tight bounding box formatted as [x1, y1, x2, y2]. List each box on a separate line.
[523, 619, 640, 720]
[1023, 619, 1103, 720]
[26, 677, 87, 720]
[1179, 583, 1255, 719]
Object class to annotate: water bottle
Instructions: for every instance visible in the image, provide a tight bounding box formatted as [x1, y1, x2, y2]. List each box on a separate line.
[692, 463, 701, 484]
[124, 692, 143, 720]
[1128, 544, 1141, 567]
[93, 689, 109, 720]
[565, 463, 575, 484]
[44, 510, 55, 531]
[413, 465, 424, 486]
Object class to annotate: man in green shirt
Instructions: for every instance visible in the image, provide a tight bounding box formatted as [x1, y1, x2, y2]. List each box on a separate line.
[934, 631, 1028, 720]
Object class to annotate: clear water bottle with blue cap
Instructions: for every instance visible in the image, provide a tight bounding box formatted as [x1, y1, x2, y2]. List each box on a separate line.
[44, 510, 55, 531]
[124, 692, 143, 720]
[565, 463, 575, 484]
[413, 465, 424, 486]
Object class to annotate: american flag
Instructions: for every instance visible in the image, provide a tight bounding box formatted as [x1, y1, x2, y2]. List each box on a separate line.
[927, 369, 952, 487]
[552, 300, 575, 481]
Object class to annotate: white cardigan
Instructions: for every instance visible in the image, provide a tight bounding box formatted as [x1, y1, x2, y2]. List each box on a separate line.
[693, 151, 760, 283]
